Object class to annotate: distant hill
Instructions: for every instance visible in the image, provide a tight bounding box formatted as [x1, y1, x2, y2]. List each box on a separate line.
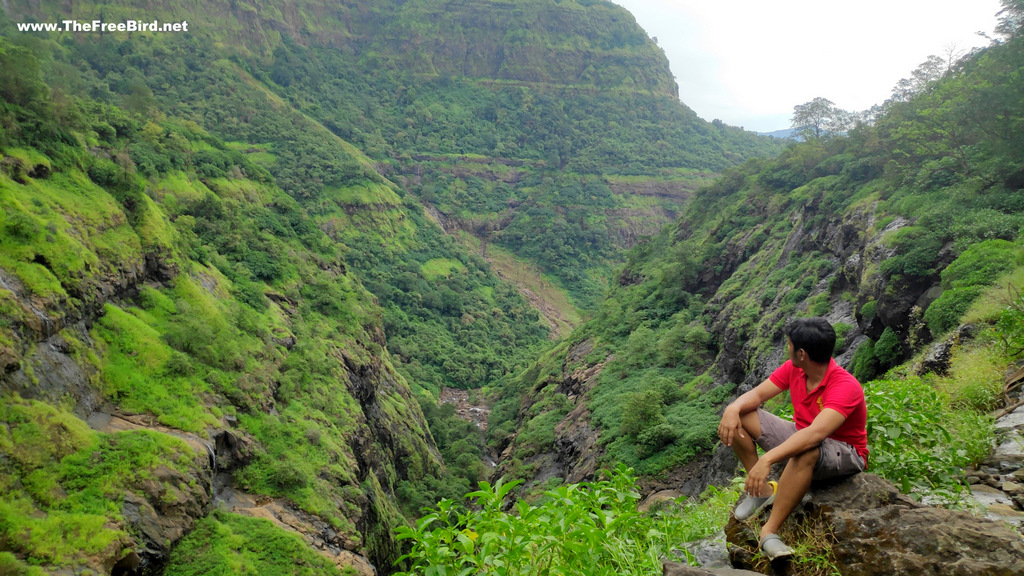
[758, 127, 799, 139]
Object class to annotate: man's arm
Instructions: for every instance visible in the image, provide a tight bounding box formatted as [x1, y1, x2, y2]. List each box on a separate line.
[718, 379, 784, 447]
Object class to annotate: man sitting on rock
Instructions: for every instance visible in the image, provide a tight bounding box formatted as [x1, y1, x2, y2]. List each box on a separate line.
[717, 317, 868, 559]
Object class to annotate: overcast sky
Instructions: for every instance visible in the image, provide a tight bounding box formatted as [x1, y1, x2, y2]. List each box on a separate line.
[612, 0, 1004, 133]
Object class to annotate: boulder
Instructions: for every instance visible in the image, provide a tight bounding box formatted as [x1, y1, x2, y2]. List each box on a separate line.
[662, 562, 763, 576]
[214, 429, 254, 472]
[917, 340, 953, 375]
[725, 473, 1024, 575]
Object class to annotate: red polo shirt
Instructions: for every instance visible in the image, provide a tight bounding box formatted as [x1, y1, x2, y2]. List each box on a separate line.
[769, 359, 868, 464]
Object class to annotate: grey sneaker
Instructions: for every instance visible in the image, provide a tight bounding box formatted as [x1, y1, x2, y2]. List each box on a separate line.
[734, 480, 777, 520]
[759, 533, 794, 559]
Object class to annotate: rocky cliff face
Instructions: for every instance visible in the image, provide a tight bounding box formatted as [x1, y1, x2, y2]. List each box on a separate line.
[6, 0, 676, 95]
[492, 340, 607, 491]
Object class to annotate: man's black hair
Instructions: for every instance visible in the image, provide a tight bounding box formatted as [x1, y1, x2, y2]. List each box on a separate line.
[785, 317, 836, 364]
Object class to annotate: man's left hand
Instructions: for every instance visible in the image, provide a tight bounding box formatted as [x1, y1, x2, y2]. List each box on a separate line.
[745, 457, 772, 497]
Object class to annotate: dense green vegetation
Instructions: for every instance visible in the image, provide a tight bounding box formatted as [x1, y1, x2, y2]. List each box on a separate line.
[489, 14, 1024, 491]
[0, 10, 778, 568]
[11, 0, 779, 312]
[281, 54, 778, 308]
[395, 466, 737, 576]
[4, 0, 1023, 573]
[401, 279, 1024, 573]
[1, 11, 552, 394]
[395, 396, 492, 517]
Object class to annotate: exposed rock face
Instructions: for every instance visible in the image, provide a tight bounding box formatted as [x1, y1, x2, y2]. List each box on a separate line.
[725, 473, 1024, 576]
[493, 339, 608, 490]
[122, 461, 214, 571]
[640, 445, 738, 499]
[214, 429, 255, 472]
[81, 412, 216, 573]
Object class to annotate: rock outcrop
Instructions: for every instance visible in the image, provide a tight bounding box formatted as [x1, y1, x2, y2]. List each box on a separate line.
[725, 473, 1024, 575]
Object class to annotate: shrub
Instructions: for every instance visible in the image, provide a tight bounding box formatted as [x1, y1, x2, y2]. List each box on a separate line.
[4, 212, 42, 241]
[859, 299, 877, 321]
[267, 456, 310, 491]
[865, 376, 989, 501]
[940, 239, 1024, 290]
[924, 286, 984, 335]
[926, 241, 1024, 335]
[636, 423, 679, 458]
[849, 339, 878, 382]
[873, 327, 901, 366]
[620, 390, 664, 438]
[833, 322, 853, 351]
[997, 284, 1024, 358]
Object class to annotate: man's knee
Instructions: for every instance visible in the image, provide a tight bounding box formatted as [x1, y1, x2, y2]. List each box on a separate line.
[792, 447, 819, 469]
[739, 410, 763, 440]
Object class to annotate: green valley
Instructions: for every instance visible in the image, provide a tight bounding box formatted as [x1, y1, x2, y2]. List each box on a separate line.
[2, 0, 1024, 574]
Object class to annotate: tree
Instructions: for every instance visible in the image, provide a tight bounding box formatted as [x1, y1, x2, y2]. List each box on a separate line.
[997, 0, 1024, 39]
[791, 97, 841, 140]
[889, 49, 973, 104]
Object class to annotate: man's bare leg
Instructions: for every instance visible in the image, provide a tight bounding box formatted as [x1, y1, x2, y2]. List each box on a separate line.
[760, 447, 818, 538]
[731, 411, 772, 497]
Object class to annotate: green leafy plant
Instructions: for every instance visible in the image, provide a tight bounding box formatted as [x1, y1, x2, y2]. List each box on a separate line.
[997, 283, 1024, 358]
[864, 376, 990, 502]
[394, 465, 736, 576]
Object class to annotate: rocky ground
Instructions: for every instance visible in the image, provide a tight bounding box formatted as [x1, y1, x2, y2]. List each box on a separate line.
[86, 410, 378, 575]
[965, 364, 1024, 527]
[439, 387, 490, 431]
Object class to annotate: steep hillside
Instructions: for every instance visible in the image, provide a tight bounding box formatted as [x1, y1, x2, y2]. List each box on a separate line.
[490, 27, 1024, 496]
[0, 36, 453, 574]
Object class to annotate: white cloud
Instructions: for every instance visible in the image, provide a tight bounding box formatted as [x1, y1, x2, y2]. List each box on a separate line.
[612, 0, 1003, 132]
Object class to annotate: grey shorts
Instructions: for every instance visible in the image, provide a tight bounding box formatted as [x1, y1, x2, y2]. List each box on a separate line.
[754, 408, 865, 481]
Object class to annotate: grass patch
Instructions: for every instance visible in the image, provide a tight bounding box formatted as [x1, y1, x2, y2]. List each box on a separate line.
[324, 181, 402, 206]
[92, 304, 219, 433]
[962, 265, 1024, 325]
[0, 396, 197, 568]
[165, 509, 355, 576]
[420, 257, 466, 280]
